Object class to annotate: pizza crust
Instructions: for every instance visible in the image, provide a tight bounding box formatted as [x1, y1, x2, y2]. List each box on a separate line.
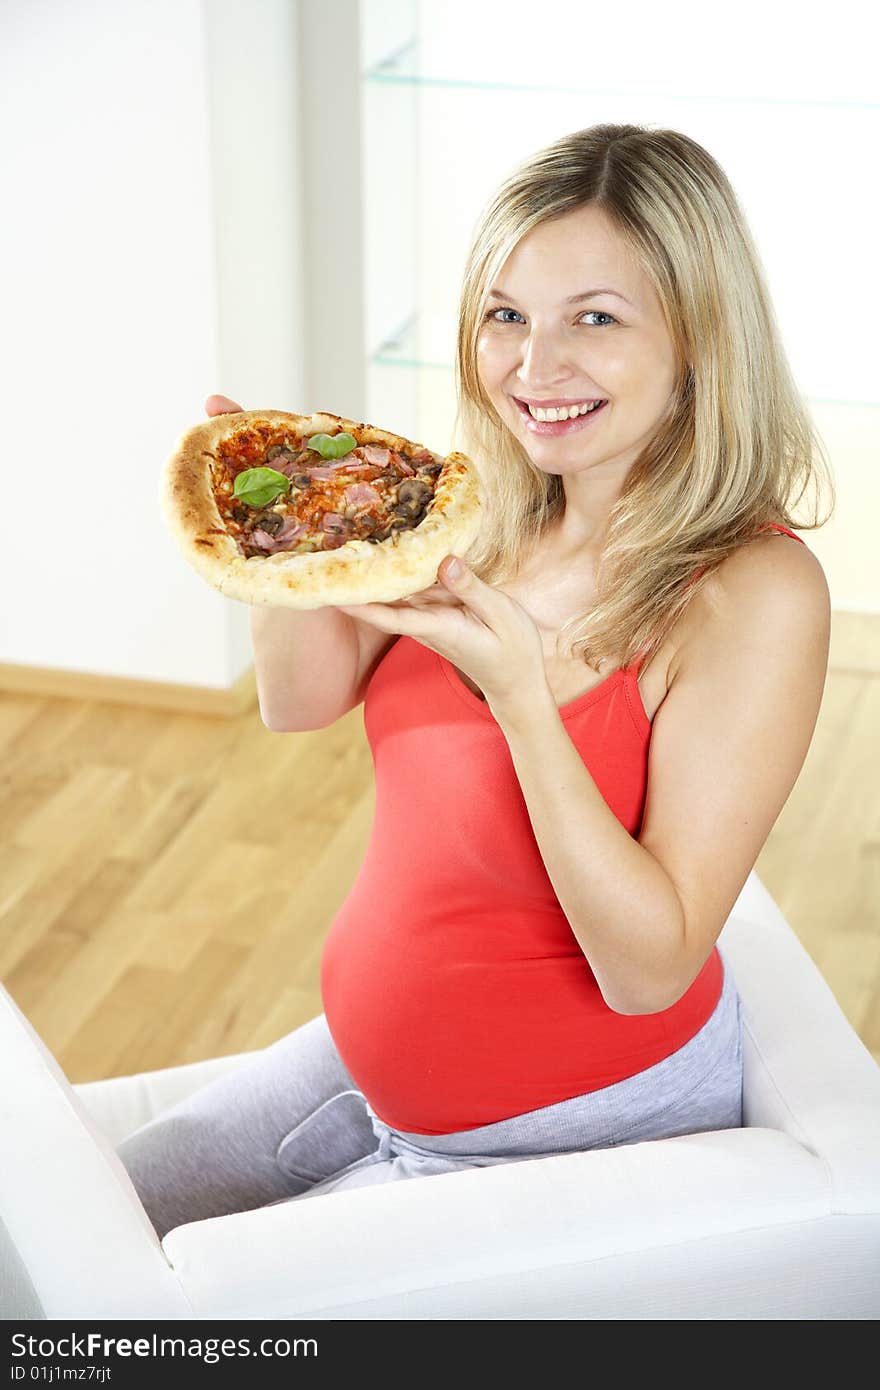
[161, 409, 483, 608]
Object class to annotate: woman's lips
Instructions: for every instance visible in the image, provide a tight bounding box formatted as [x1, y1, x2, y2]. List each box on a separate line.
[512, 397, 608, 435]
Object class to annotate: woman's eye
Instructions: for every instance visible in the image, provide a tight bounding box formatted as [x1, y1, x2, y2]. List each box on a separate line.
[483, 307, 616, 326]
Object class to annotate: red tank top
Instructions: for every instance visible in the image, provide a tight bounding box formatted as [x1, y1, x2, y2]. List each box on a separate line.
[320, 521, 805, 1134]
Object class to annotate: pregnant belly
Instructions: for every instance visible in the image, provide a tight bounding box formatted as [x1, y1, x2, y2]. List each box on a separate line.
[319, 901, 721, 1135]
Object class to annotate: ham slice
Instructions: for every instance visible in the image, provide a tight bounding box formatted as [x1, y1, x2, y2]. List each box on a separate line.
[343, 482, 381, 507]
[249, 528, 277, 550]
[308, 461, 364, 480]
[362, 445, 390, 466]
[389, 451, 415, 476]
[274, 516, 307, 543]
[274, 449, 313, 477]
[250, 519, 307, 553]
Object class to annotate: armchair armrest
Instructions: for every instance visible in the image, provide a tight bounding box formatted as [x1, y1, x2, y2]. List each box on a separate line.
[719, 908, 880, 1213]
[164, 1126, 830, 1320]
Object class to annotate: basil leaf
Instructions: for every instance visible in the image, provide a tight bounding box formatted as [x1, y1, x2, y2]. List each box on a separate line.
[232, 467, 292, 508]
[306, 431, 357, 460]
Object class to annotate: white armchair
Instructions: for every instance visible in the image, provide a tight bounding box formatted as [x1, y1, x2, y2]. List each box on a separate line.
[2, 870, 879, 1320]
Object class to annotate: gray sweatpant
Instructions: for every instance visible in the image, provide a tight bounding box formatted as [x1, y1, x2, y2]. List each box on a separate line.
[117, 951, 743, 1240]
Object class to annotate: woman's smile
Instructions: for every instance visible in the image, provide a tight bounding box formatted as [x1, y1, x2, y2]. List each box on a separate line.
[511, 395, 609, 436]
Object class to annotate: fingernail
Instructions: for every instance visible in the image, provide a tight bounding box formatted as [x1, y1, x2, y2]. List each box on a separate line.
[446, 558, 463, 580]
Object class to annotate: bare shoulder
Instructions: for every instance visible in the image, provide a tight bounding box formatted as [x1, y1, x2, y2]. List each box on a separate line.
[668, 531, 831, 686]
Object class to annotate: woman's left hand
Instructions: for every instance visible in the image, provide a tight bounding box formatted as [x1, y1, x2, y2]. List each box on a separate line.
[337, 555, 548, 718]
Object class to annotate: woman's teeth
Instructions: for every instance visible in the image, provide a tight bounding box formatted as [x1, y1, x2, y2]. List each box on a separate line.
[524, 400, 605, 421]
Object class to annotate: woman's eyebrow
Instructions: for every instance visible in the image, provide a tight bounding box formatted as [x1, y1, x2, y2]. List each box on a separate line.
[487, 286, 635, 307]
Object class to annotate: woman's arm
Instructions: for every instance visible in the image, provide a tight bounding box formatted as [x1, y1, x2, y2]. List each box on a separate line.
[494, 535, 831, 1015]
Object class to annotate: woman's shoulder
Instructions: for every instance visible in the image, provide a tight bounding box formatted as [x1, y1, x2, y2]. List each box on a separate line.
[667, 526, 831, 685]
[707, 525, 828, 612]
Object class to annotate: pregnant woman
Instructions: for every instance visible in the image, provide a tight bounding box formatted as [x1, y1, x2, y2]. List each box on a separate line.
[119, 122, 833, 1239]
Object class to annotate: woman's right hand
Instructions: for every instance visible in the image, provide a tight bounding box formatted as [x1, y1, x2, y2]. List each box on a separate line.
[205, 393, 244, 417]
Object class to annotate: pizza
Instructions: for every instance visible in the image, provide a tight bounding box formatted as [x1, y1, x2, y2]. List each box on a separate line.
[161, 409, 482, 608]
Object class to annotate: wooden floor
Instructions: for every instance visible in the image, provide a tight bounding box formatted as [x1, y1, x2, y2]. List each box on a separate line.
[2, 624, 879, 1083]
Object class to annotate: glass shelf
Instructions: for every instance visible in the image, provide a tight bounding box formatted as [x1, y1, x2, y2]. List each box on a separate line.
[370, 312, 456, 372]
[363, 39, 879, 111]
[361, 12, 879, 410]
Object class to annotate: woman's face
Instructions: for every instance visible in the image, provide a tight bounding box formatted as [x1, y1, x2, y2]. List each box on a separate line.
[476, 204, 680, 482]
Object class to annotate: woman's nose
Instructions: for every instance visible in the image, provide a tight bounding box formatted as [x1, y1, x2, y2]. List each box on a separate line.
[519, 328, 573, 382]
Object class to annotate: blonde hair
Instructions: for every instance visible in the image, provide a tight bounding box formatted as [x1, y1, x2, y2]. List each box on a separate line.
[452, 123, 835, 673]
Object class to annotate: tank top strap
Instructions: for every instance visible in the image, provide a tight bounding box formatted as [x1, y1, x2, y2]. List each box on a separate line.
[688, 523, 805, 590]
[628, 650, 648, 679]
[628, 521, 805, 678]
[756, 521, 806, 545]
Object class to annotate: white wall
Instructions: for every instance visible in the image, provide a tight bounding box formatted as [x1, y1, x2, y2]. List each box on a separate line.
[404, 0, 880, 611]
[1, 0, 307, 688]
